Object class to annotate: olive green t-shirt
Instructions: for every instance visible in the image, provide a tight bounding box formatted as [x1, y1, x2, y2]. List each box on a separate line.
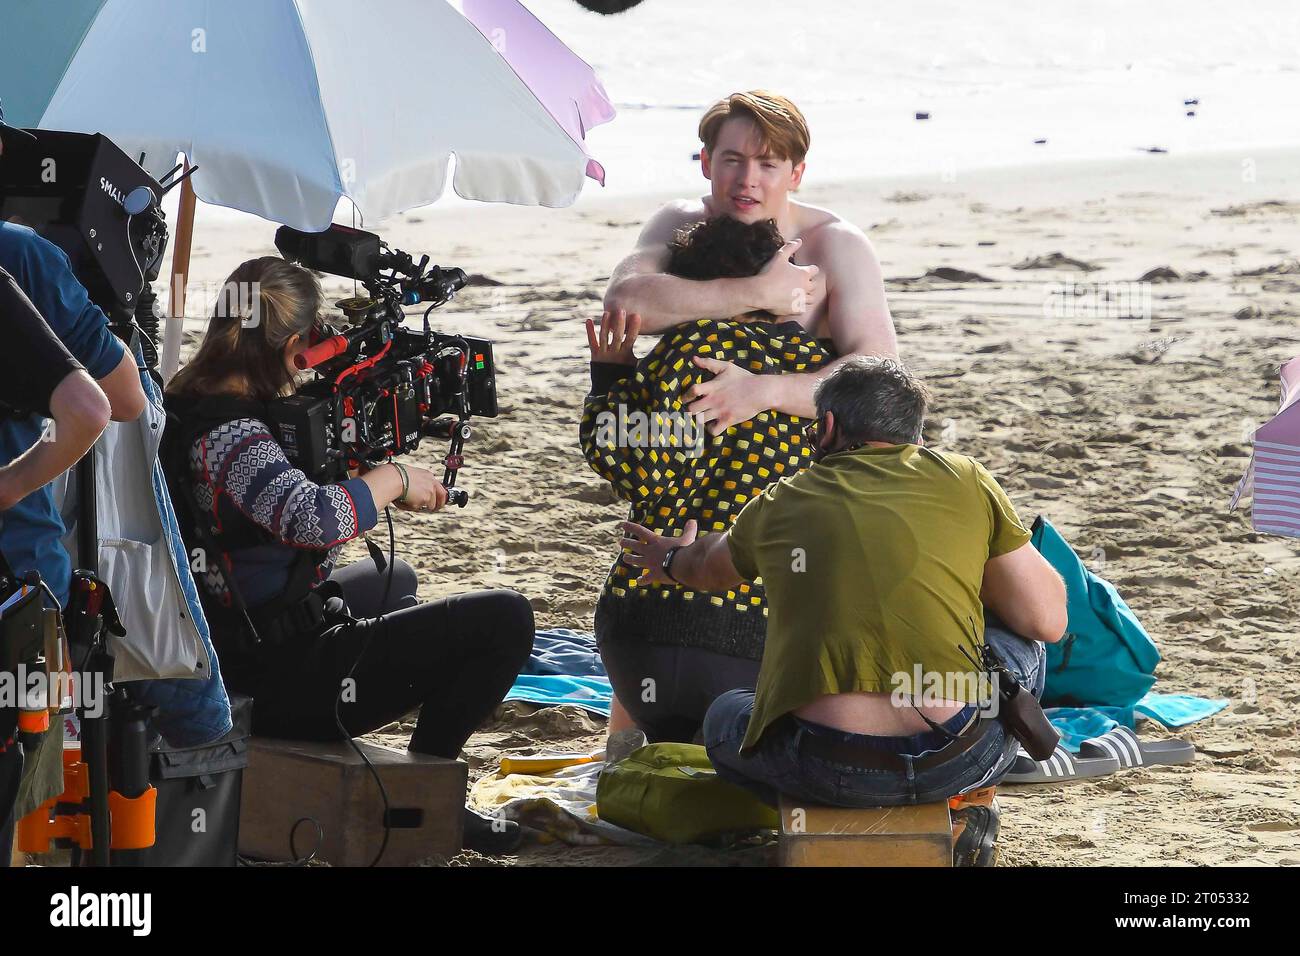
[725, 444, 1032, 753]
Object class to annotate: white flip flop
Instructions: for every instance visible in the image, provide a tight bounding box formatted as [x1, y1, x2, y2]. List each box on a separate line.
[1000, 743, 1121, 784]
[1078, 725, 1195, 768]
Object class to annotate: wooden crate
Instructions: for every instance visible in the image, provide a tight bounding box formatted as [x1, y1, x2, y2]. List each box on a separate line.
[239, 737, 467, 867]
[778, 795, 952, 867]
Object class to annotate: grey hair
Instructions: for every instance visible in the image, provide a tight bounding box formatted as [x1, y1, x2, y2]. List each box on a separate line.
[813, 356, 931, 446]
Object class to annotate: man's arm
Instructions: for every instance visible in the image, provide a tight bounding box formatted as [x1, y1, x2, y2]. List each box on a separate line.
[754, 224, 898, 419]
[668, 530, 745, 592]
[980, 542, 1068, 643]
[0, 371, 111, 511]
[618, 518, 745, 593]
[604, 202, 816, 332]
[96, 348, 147, 422]
[0, 265, 111, 509]
[684, 224, 897, 429]
[13, 228, 146, 422]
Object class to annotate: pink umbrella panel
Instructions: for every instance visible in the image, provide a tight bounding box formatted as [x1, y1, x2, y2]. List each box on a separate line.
[457, 0, 616, 185]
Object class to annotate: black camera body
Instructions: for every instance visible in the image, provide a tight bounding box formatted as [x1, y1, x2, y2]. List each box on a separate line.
[272, 224, 498, 504]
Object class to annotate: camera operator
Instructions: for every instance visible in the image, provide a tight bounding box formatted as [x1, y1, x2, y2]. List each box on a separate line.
[162, 256, 533, 854]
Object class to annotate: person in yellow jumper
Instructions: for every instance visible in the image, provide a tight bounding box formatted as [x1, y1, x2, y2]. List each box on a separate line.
[581, 216, 834, 746]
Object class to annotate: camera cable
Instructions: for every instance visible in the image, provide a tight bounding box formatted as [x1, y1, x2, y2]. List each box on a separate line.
[332, 505, 398, 867]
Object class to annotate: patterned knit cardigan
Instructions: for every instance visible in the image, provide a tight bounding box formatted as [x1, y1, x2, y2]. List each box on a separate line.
[186, 416, 377, 612]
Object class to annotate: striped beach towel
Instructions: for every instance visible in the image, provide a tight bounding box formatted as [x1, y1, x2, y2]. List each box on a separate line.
[1231, 356, 1300, 536]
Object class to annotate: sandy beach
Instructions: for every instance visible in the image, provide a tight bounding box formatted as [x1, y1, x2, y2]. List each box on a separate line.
[172, 144, 1300, 866]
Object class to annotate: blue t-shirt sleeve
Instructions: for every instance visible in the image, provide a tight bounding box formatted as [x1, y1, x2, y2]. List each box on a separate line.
[6, 225, 125, 379]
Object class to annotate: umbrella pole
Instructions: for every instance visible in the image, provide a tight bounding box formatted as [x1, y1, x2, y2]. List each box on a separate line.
[162, 161, 197, 382]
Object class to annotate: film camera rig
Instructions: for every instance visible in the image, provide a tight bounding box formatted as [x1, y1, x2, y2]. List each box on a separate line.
[272, 224, 498, 506]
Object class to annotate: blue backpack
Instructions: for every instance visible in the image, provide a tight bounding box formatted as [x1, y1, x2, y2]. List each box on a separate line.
[1030, 516, 1161, 708]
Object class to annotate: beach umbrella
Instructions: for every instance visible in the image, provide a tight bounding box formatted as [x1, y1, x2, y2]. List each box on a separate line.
[450, 0, 615, 184]
[0, 0, 104, 128]
[8, 0, 615, 375]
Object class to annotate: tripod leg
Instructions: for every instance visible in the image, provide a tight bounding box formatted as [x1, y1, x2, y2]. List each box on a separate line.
[81, 702, 111, 866]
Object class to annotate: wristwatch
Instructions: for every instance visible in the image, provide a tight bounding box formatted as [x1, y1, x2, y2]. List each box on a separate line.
[662, 546, 681, 583]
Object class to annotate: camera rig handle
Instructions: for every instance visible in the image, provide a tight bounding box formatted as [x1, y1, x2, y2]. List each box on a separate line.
[424, 417, 472, 508]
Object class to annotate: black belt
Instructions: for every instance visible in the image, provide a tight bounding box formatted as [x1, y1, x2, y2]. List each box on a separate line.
[791, 713, 999, 771]
[246, 588, 330, 647]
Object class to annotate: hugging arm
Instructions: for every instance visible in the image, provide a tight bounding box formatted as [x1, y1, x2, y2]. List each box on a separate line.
[579, 326, 701, 504]
[758, 225, 897, 419]
[603, 202, 765, 331]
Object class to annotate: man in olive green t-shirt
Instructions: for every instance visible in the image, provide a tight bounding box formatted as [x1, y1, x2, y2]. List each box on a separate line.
[620, 356, 1066, 811]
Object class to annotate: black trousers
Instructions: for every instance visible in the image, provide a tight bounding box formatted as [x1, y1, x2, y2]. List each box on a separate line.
[600, 638, 761, 744]
[220, 559, 534, 760]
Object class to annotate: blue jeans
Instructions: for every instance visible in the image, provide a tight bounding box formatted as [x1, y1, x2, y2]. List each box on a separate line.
[703, 624, 1046, 808]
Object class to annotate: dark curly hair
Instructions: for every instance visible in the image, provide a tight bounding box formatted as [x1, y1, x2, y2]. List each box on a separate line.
[667, 215, 784, 280]
[666, 216, 786, 320]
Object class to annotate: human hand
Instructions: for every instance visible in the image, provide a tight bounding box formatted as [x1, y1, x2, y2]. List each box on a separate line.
[586, 308, 642, 365]
[618, 519, 698, 586]
[685, 356, 771, 436]
[756, 239, 819, 316]
[396, 464, 448, 513]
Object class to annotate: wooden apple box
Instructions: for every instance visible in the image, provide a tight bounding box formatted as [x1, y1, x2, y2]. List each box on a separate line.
[239, 737, 467, 867]
[778, 795, 953, 867]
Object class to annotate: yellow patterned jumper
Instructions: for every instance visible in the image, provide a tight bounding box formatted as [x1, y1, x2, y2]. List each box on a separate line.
[580, 318, 835, 661]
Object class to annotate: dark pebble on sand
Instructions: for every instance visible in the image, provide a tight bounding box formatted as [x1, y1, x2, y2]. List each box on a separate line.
[925, 266, 993, 283]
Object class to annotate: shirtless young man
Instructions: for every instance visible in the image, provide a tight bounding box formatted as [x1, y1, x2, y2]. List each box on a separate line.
[603, 90, 898, 435]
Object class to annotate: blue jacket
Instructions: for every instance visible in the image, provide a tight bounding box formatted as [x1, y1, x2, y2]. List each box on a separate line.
[0, 222, 232, 746]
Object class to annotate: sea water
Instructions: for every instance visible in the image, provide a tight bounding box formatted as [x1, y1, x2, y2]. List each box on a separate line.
[543, 0, 1300, 198]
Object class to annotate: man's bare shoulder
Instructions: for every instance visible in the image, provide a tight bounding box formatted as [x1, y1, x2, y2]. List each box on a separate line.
[791, 200, 869, 248]
[638, 198, 708, 245]
[798, 212, 879, 281]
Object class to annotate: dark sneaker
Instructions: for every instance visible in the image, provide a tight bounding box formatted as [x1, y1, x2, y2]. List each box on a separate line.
[462, 805, 522, 854]
[952, 802, 1000, 867]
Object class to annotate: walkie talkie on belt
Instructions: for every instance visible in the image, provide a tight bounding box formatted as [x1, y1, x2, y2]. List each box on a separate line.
[960, 637, 1059, 761]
